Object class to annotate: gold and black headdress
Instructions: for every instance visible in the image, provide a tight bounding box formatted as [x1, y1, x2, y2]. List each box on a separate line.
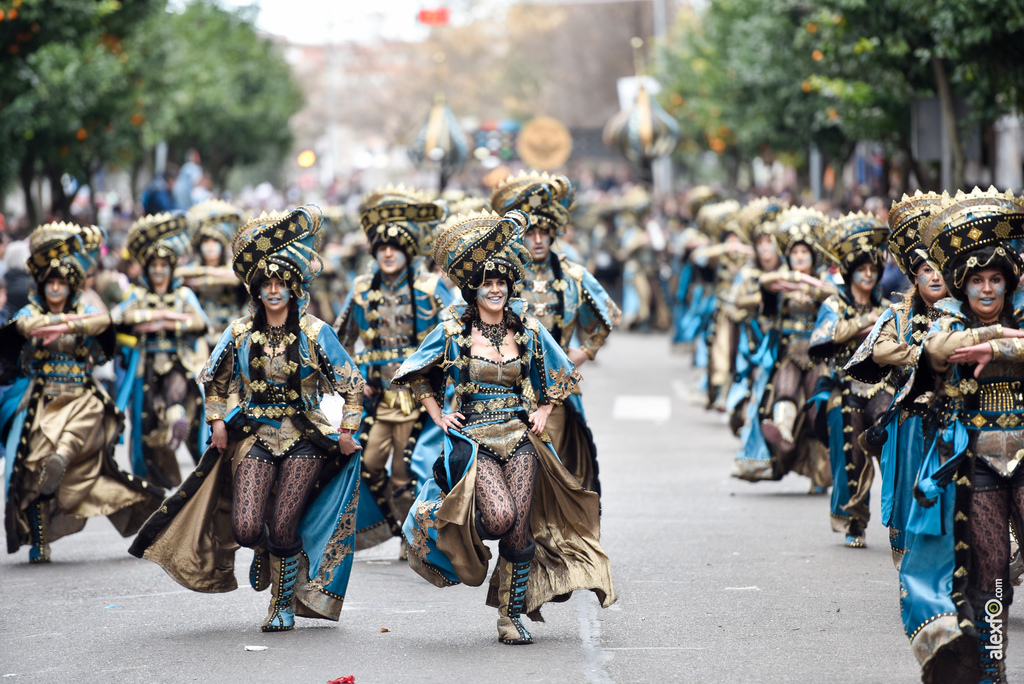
[735, 196, 789, 243]
[127, 212, 192, 268]
[187, 199, 243, 251]
[695, 199, 741, 242]
[919, 187, 1024, 292]
[489, 171, 575, 237]
[360, 184, 448, 257]
[821, 211, 890, 274]
[232, 205, 323, 300]
[769, 207, 829, 267]
[26, 222, 96, 291]
[687, 185, 721, 219]
[887, 191, 946, 275]
[432, 209, 532, 290]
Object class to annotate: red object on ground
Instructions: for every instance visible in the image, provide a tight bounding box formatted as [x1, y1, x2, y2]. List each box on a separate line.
[327, 677, 355, 684]
[417, 8, 451, 26]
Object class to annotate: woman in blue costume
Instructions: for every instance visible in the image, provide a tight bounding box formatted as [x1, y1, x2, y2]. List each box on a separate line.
[178, 199, 248, 352]
[719, 197, 788, 435]
[334, 185, 452, 556]
[844, 193, 977, 681]
[742, 208, 835, 489]
[672, 186, 720, 352]
[808, 212, 892, 548]
[845, 192, 949, 566]
[111, 213, 210, 488]
[0, 223, 162, 563]
[129, 205, 366, 633]
[393, 209, 615, 645]
[911, 188, 1024, 683]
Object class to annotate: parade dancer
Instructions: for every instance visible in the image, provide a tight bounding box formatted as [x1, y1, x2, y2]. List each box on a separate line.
[910, 188, 1024, 684]
[721, 197, 788, 436]
[0, 223, 161, 563]
[490, 171, 621, 494]
[671, 186, 718, 352]
[845, 192, 949, 566]
[130, 205, 366, 633]
[111, 213, 209, 488]
[394, 210, 615, 645]
[843, 192, 978, 680]
[690, 199, 751, 411]
[752, 208, 835, 489]
[334, 186, 452, 555]
[809, 212, 892, 548]
[179, 199, 247, 351]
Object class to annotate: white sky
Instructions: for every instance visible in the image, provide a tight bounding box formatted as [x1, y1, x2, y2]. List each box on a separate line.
[214, 0, 454, 45]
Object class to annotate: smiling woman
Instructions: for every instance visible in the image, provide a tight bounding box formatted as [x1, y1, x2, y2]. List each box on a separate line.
[391, 208, 615, 646]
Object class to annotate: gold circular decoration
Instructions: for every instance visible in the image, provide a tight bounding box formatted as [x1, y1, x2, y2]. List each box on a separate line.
[516, 116, 572, 170]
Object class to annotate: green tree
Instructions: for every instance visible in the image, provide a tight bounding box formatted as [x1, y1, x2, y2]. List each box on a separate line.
[159, 2, 302, 191]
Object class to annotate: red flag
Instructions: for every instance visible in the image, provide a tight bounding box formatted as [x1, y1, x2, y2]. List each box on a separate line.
[417, 8, 451, 26]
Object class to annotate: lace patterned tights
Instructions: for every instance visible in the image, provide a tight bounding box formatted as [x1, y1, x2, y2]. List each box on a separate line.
[475, 449, 538, 551]
[970, 487, 1024, 594]
[232, 456, 324, 553]
[772, 361, 819, 424]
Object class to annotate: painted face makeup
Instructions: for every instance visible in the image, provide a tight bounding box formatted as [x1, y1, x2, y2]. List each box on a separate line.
[261, 280, 290, 306]
[148, 262, 170, 284]
[200, 240, 223, 265]
[46, 280, 69, 301]
[966, 270, 1006, 321]
[376, 247, 407, 274]
[788, 244, 812, 272]
[477, 280, 508, 309]
[525, 227, 552, 263]
[915, 263, 947, 304]
[852, 265, 877, 288]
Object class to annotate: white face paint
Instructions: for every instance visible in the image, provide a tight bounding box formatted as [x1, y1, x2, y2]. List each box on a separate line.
[477, 279, 508, 311]
[148, 259, 171, 286]
[200, 239, 223, 265]
[376, 245, 407, 276]
[260, 278, 291, 308]
[44, 277, 70, 309]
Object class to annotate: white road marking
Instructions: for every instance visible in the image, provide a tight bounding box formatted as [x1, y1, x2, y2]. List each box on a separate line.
[612, 395, 671, 422]
[578, 597, 615, 684]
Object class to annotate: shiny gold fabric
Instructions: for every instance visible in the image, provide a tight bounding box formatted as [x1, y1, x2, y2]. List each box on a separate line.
[15, 391, 149, 542]
[545, 403, 597, 492]
[137, 436, 349, 621]
[432, 432, 615, 614]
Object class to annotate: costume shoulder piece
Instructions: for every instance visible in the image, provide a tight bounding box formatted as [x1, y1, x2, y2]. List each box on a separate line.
[844, 306, 897, 383]
[412, 271, 442, 295]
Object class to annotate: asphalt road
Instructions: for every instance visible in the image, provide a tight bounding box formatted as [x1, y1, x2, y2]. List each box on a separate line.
[2, 332, 1020, 683]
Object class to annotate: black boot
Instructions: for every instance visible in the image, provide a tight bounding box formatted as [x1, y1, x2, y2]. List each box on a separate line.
[496, 540, 535, 645]
[27, 500, 50, 564]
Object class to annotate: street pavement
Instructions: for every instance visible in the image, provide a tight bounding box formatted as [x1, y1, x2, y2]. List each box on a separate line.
[2, 332, 1021, 682]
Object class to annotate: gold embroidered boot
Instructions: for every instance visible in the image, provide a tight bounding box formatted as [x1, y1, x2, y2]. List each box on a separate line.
[262, 554, 299, 632]
[496, 540, 535, 645]
[761, 400, 797, 453]
[27, 500, 50, 564]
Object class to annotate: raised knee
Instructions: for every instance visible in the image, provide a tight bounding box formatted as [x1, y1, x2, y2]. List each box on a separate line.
[233, 524, 264, 549]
